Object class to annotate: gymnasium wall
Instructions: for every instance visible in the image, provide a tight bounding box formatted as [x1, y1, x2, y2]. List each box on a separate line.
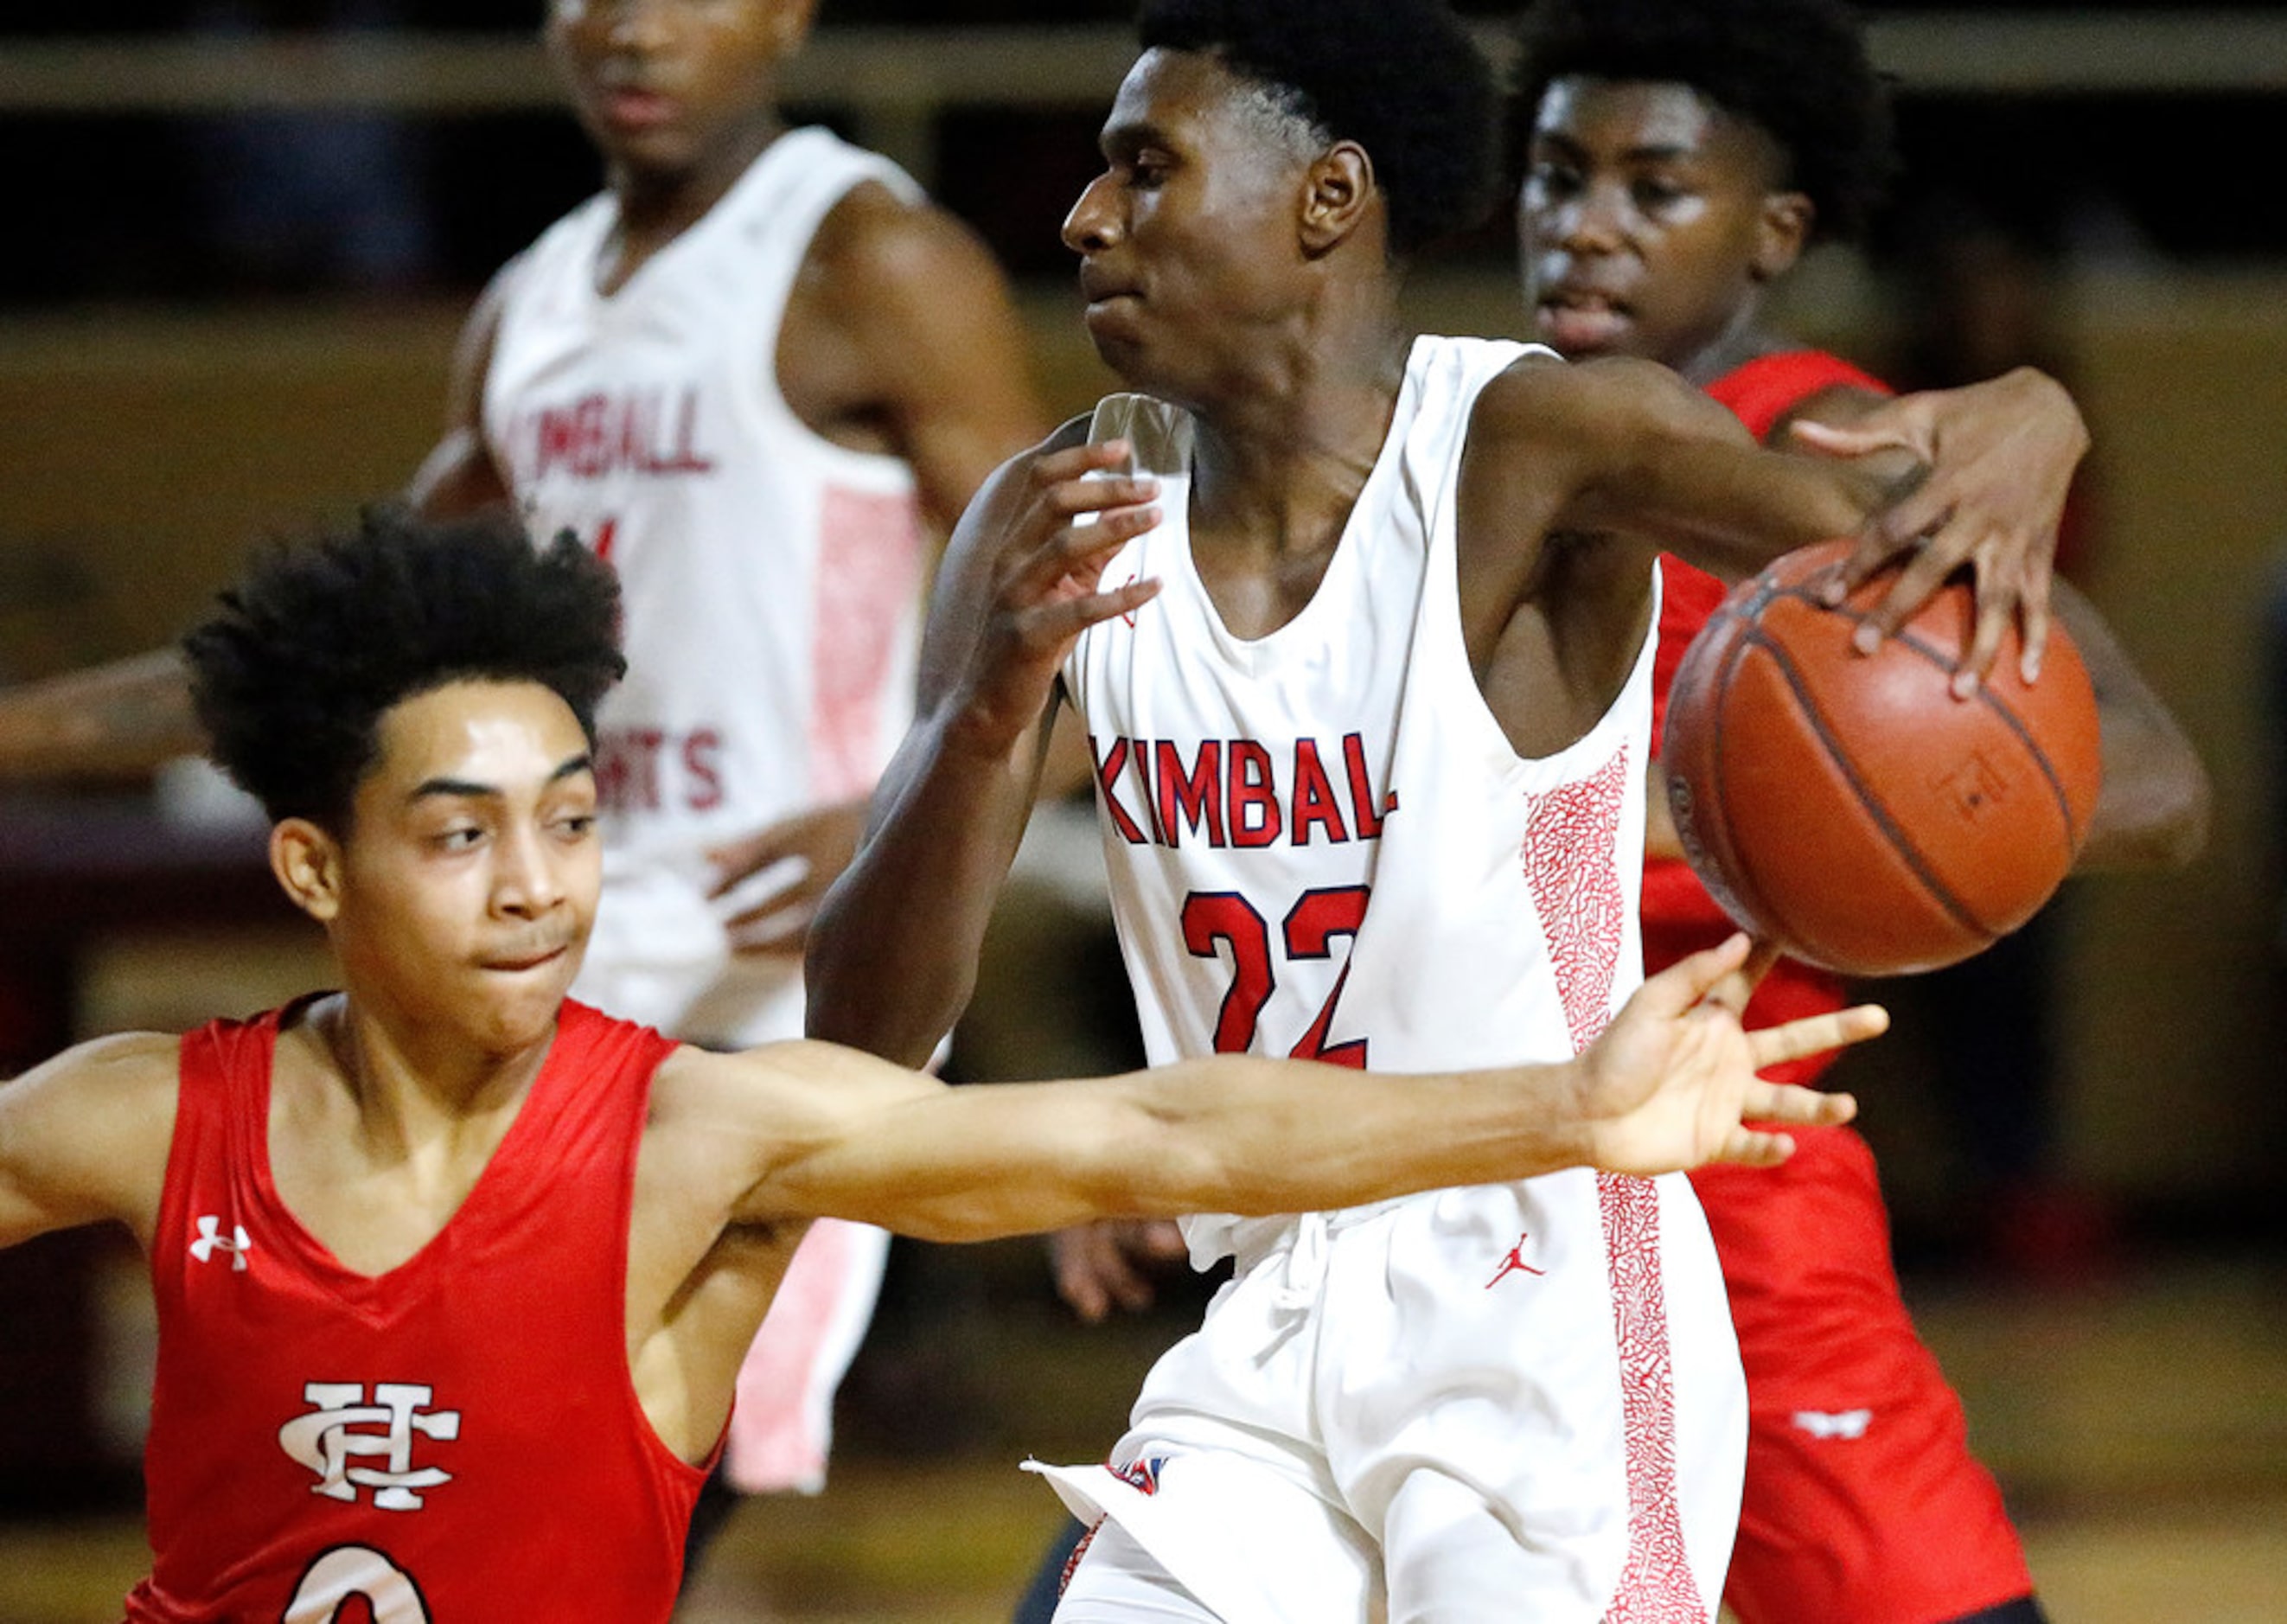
[0, 269, 2277, 1212]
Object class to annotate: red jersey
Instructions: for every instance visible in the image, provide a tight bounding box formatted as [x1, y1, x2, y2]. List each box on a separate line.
[1647, 349, 1889, 1083]
[130, 999, 706, 1623]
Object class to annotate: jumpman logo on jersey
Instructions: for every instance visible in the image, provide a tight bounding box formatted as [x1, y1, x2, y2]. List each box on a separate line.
[1485, 1231, 1546, 1289]
[189, 1215, 252, 1271]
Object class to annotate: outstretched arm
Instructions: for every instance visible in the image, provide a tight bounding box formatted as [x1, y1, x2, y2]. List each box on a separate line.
[0, 649, 201, 782]
[757, 937, 1879, 1243]
[804, 432, 1162, 1066]
[0, 1034, 178, 1251]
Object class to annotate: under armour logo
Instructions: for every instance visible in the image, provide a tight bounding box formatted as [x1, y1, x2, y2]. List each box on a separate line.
[1485, 1231, 1547, 1289]
[278, 1383, 462, 1510]
[1792, 1408, 1874, 1441]
[188, 1215, 252, 1271]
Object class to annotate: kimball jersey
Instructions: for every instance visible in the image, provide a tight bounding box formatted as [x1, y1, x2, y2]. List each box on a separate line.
[129, 1001, 703, 1622]
[1646, 349, 1891, 1082]
[1064, 335, 1662, 1264]
[482, 128, 928, 1001]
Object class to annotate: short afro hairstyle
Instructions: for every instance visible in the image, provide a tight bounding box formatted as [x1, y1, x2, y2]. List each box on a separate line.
[1137, 0, 1501, 258]
[182, 504, 624, 831]
[1513, 0, 1897, 246]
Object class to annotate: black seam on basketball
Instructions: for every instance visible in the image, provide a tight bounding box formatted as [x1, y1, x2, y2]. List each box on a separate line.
[1765, 583, 2082, 844]
[1735, 623, 1995, 943]
[1697, 620, 1794, 943]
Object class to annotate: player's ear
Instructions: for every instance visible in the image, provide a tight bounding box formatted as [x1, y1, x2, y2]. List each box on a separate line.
[1751, 190, 1813, 283]
[271, 818, 345, 924]
[767, 0, 821, 56]
[1300, 140, 1377, 257]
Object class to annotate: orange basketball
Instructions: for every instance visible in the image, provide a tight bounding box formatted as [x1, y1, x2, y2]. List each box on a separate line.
[1662, 540, 2102, 976]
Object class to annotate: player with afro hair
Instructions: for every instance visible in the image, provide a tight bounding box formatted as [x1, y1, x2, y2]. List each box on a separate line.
[1512, 0, 1896, 246]
[183, 506, 623, 833]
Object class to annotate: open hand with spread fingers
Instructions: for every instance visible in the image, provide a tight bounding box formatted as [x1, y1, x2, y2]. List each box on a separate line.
[1573, 934, 1882, 1177]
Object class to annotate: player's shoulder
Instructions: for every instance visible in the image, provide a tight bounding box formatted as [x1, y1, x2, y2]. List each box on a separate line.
[1, 1031, 182, 1171]
[35, 1030, 182, 1091]
[1479, 350, 1745, 452]
[805, 176, 1006, 308]
[647, 1039, 936, 1152]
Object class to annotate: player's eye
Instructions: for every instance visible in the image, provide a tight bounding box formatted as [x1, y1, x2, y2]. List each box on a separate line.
[1632, 177, 1689, 211]
[1525, 160, 1581, 201]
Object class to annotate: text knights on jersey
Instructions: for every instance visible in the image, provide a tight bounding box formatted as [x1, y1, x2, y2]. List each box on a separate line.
[1091, 732, 1397, 850]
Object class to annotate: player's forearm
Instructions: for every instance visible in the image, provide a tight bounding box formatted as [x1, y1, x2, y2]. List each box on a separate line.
[1637, 436, 1895, 581]
[1107, 1053, 1597, 1219]
[2056, 580, 2210, 872]
[0, 649, 201, 781]
[871, 1055, 1599, 1244]
[804, 707, 1044, 1066]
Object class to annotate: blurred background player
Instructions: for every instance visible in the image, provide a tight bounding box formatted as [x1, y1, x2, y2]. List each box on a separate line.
[1511, 2, 2211, 1621]
[0, 0, 1052, 1575]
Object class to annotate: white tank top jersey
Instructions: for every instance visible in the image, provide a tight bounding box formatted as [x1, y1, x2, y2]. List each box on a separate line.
[482, 127, 926, 1043]
[1045, 338, 1741, 1621]
[1064, 335, 1660, 1263]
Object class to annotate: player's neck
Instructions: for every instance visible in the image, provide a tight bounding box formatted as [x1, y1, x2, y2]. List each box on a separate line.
[1673, 297, 1792, 389]
[308, 991, 556, 1160]
[1185, 321, 1408, 540]
[603, 112, 789, 287]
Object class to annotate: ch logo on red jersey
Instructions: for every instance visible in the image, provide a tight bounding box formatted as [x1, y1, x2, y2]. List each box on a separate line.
[188, 1214, 252, 1271]
[278, 1383, 463, 1511]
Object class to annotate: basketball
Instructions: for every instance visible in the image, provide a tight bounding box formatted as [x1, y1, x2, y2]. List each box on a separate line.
[1662, 540, 2103, 976]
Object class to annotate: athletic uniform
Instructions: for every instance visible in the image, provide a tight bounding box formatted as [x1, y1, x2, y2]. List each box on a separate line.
[1668, 350, 2037, 1624]
[482, 126, 923, 1493]
[1038, 336, 1742, 1623]
[131, 1000, 702, 1622]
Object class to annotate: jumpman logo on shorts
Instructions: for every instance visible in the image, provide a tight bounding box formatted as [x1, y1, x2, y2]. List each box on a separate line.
[1485, 1231, 1546, 1288]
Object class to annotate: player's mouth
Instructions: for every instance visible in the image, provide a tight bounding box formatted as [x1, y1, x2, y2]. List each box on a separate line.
[483, 943, 572, 975]
[594, 82, 680, 134]
[1535, 286, 1633, 355]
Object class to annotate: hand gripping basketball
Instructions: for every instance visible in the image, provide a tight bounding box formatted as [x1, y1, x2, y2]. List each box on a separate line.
[1574, 935, 1881, 1176]
[1663, 539, 2102, 975]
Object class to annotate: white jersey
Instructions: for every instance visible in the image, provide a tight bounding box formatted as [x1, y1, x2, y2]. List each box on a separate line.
[484, 126, 925, 1047]
[1065, 335, 1655, 1260]
[1044, 336, 1741, 1621]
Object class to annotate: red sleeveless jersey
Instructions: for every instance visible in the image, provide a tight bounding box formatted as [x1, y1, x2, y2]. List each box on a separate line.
[130, 999, 705, 1623]
[1646, 350, 1889, 1080]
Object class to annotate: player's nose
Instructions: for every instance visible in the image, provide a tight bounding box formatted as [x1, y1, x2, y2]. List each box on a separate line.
[1063, 174, 1123, 256]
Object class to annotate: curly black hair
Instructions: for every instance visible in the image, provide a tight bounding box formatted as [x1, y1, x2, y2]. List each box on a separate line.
[1512, 0, 1897, 245]
[1137, 0, 1500, 257]
[182, 505, 624, 831]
